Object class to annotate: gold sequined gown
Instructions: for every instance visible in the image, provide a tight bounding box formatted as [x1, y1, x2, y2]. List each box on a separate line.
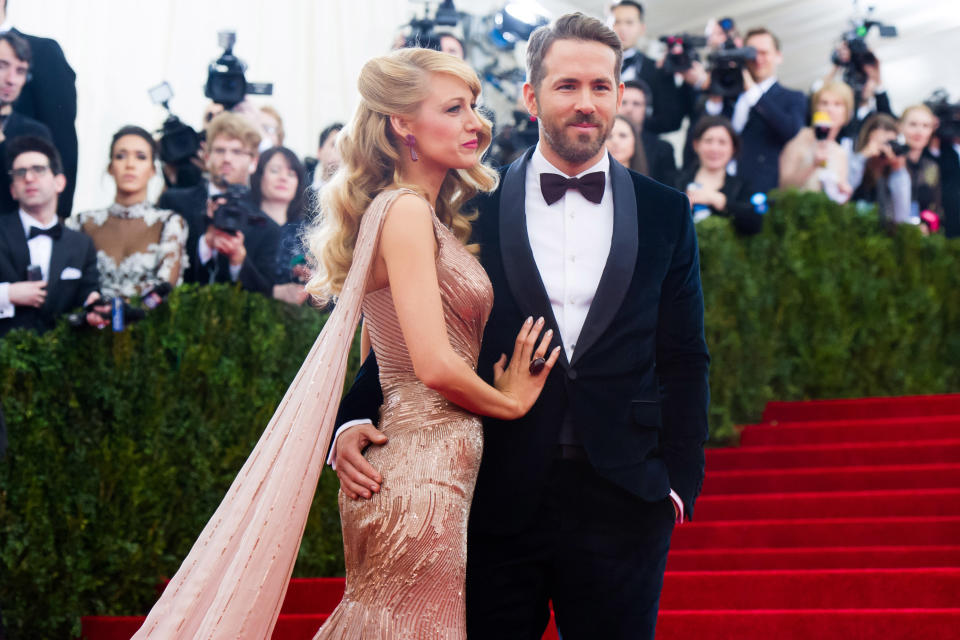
[314, 192, 493, 639]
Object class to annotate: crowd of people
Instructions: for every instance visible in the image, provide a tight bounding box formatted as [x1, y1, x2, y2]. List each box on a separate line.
[1, 0, 958, 342]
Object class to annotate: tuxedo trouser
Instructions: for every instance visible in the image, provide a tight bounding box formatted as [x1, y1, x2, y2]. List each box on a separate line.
[465, 455, 675, 640]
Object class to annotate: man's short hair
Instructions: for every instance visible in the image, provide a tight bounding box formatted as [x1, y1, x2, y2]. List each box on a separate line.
[623, 79, 652, 102]
[5, 135, 64, 175]
[204, 112, 262, 153]
[612, 1, 644, 21]
[744, 27, 781, 52]
[318, 122, 344, 149]
[526, 12, 623, 92]
[0, 30, 31, 66]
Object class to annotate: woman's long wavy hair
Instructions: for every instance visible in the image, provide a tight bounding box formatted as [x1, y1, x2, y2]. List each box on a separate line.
[305, 47, 499, 300]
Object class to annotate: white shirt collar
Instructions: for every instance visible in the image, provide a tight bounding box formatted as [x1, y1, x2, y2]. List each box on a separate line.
[0, 19, 12, 34]
[755, 76, 777, 94]
[531, 143, 610, 180]
[19, 209, 58, 236]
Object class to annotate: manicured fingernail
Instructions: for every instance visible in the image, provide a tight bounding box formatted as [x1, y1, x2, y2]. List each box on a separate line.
[545, 329, 553, 336]
[526, 316, 533, 324]
[536, 316, 544, 325]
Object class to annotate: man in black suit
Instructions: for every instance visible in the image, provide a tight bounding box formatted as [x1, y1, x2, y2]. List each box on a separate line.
[610, 1, 690, 135]
[0, 31, 52, 215]
[620, 79, 678, 187]
[158, 112, 279, 296]
[729, 27, 807, 195]
[0, 136, 106, 338]
[1, 1, 77, 219]
[332, 13, 709, 640]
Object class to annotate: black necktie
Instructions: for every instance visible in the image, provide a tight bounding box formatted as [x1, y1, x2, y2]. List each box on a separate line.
[28, 224, 62, 240]
[540, 172, 605, 206]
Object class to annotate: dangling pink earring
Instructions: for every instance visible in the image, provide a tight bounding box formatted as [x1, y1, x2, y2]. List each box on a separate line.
[404, 134, 419, 162]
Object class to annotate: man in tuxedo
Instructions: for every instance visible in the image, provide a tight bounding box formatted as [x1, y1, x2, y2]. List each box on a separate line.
[333, 13, 709, 640]
[0, 136, 106, 338]
[0, 31, 52, 215]
[729, 27, 807, 195]
[158, 112, 279, 296]
[619, 79, 678, 187]
[0, 1, 78, 219]
[610, 0, 690, 135]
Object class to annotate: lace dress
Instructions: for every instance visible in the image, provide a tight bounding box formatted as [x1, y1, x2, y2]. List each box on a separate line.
[66, 202, 188, 298]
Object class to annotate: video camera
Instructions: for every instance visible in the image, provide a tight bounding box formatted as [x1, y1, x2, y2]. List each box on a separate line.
[405, 0, 459, 51]
[211, 184, 264, 236]
[205, 31, 273, 110]
[659, 34, 707, 75]
[148, 82, 203, 188]
[830, 5, 897, 101]
[926, 89, 960, 141]
[707, 39, 756, 98]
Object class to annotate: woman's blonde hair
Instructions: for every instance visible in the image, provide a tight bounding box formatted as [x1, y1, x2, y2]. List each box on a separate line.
[305, 48, 499, 300]
[899, 103, 936, 126]
[811, 81, 855, 125]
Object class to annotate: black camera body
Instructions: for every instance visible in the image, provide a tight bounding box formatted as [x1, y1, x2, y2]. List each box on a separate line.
[211, 184, 262, 236]
[926, 90, 960, 141]
[659, 34, 706, 75]
[205, 31, 273, 110]
[405, 0, 459, 51]
[831, 13, 897, 101]
[707, 41, 756, 98]
[887, 139, 910, 157]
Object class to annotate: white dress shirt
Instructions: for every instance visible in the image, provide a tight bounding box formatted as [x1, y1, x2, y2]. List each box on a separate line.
[525, 144, 612, 361]
[0, 210, 59, 318]
[731, 75, 777, 133]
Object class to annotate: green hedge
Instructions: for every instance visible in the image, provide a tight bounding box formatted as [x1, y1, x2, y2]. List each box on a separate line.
[2, 191, 960, 638]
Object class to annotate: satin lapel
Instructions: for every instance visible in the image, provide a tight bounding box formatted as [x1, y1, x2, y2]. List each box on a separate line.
[571, 156, 639, 365]
[0, 215, 30, 278]
[42, 233, 71, 314]
[498, 147, 569, 370]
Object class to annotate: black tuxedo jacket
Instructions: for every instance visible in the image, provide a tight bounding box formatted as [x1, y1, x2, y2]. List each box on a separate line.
[737, 82, 808, 195]
[676, 163, 762, 235]
[158, 182, 280, 296]
[641, 130, 678, 188]
[0, 214, 99, 338]
[0, 111, 54, 215]
[337, 148, 710, 534]
[11, 28, 78, 219]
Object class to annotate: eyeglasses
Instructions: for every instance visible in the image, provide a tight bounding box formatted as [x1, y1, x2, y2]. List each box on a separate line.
[210, 148, 254, 159]
[9, 165, 51, 180]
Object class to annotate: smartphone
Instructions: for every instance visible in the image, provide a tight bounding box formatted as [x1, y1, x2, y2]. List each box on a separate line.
[26, 264, 42, 281]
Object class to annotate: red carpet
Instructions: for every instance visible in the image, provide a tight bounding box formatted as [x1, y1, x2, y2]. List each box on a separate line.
[81, 393, 960, 639]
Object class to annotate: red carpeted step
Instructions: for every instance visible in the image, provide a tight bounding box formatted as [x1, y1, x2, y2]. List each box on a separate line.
[701, 463, 960, 494]
[656, 608, 960, 640]
[693, 488, 960, 520]
[658, 568, 960, 610]
[763, 393, 960, 423]
[671, 516, 960, 550]
[707, 439, 960, 470]
[739, 415, 960, 447]
[666, 545, 960, 571]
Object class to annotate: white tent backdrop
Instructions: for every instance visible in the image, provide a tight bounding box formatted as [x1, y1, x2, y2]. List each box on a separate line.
[7, 1, 959, 213]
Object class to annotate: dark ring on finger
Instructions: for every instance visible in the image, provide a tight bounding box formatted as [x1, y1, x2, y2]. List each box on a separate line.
[529, 357, 546, 375]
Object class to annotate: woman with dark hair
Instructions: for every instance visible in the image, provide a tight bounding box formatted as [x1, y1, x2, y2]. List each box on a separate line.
[850, 113, 912, 227]
[250, 146, 311, 304]
[606, 114, 649, 174]
[677, 116, 762, 235]
[66, 125, 187, 298]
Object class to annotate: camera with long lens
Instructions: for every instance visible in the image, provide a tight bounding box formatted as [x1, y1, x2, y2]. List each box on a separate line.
[658, 34, 706, 75]
[148, 82, 204, 188]
[830, 7, 897, 102]
[707, 39, 756, 98]
[212, 184, 263, 236]
[926, 89, 960, 141]
[205, 31, 273, 109]
[405, 0, 459, 51]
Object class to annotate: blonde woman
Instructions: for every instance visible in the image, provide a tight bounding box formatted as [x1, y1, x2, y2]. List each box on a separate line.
[132, 47, 558, 639]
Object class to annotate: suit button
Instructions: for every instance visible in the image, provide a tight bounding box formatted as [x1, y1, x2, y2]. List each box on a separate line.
[567, 369, 577, 380]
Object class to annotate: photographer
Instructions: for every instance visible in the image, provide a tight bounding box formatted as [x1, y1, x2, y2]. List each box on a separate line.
[0, 136, 107, 338]
[729, 27, 807, 195]
[610, 0, 687, 134]
[850, 113, 912, 227]
[158, 112, 279, 296]
[900, 105, 942, 230]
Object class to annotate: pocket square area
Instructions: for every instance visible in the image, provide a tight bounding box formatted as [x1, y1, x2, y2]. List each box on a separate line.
[60, 267, 82, 280]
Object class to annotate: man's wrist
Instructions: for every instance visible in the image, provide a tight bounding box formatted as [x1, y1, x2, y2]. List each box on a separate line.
[326, 420, 375, 468]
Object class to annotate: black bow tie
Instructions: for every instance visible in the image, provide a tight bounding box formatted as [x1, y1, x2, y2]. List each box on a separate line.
[622, 53, 639, 70]
[28, 224, 62, 240]
[540, 172, 605, 206]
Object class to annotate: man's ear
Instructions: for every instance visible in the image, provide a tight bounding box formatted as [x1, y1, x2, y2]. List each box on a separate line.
[522, 83, 539, 119]
[54, 173, 66, 195]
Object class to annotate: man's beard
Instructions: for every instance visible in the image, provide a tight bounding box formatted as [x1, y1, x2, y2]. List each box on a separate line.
[539, 111, 610, 167]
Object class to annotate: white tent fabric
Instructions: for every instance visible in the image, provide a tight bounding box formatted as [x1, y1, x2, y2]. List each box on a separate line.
[8, 1, 959, 214]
